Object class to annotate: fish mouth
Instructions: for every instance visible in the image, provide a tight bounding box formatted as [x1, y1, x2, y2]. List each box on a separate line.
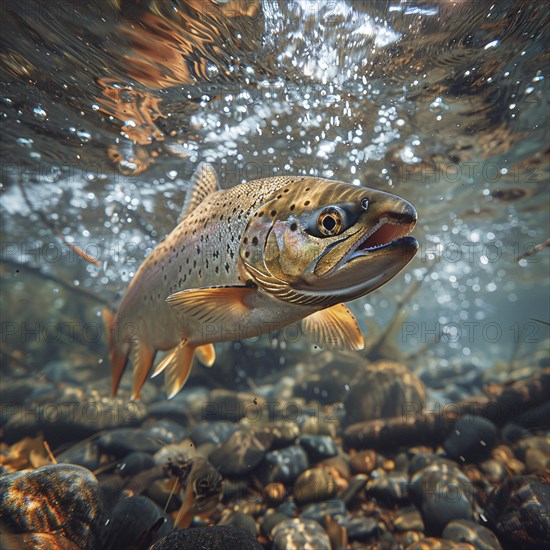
[346, 215, 418, 261]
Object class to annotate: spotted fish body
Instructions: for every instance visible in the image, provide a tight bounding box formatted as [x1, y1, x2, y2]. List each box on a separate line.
[105, 163, 418, 399]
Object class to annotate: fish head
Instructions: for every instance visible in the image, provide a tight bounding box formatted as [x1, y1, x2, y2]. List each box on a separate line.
[240, 178, 418, 306]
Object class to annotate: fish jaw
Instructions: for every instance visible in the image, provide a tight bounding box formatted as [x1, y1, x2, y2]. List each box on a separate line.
[241, 180, 418, 306]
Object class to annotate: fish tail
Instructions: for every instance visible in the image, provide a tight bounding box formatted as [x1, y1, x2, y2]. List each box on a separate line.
[102, 308, 130, 396]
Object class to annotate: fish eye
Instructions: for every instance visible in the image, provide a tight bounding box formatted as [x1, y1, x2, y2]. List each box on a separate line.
[317, 206, 344, 236]
[361, 197, 369, 210]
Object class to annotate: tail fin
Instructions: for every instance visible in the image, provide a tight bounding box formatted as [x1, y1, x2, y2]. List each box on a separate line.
[102, 308, 130, 396]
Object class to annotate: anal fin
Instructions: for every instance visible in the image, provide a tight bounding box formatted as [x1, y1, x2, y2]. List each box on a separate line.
[151, 340, 196, 399]
[196, 344, 216, 367]
[301, 304, 365, 351]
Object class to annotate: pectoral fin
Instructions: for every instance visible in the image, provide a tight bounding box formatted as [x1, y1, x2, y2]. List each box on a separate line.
[131, 340, 156, 400]
[151, 339, 196, 399]
[301, 304, 365, 351]
[166, 286, 255, 325]
[196, 344, 216, 367]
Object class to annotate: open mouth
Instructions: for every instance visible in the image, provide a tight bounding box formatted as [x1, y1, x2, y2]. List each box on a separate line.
[349, 217, 417, 258]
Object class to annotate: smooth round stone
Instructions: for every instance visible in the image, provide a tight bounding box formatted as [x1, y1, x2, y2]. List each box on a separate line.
[272, 518, 331, 550]
[300, 498, 347, 523]
[56, 441, 101, 470]
[96, 428, 162, 457]
[486, 474, 550, 549]
[0, 464, 104, 550]
[142, 419, 188, 444]
[209, 428, 273, 476]
[189, 422, 238, 447]
[365, 472, 409, 502]
[2, 395, 147, 446]
[299, 435, 338, 463]
[339, 474, 368, 506]
[350, 449, 377, 474]
[263, 421, 300, 449]
[116, 452, 156, 477]
[294, 468, 337, 506]
[257, 446, 309, 484]
[443, 417, 497, 463]
[443, 520, 502, 550]
[218, 511, 257, 537]
[0, 532, 79, 549]
[147, 400, 194, 425]
[410, 463, 475, 536]
[103, 495, 173, 548]
[343, 361, 425, 425]
[261, 512, 290, 537]
[277, 499, 298, 517]
[150, 525, 263, 549]
[394, 508, 425, 532]
[346, 516, 383, 541]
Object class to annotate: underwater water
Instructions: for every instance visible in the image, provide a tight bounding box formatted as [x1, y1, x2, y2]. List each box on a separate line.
[1, 1, 549, 549]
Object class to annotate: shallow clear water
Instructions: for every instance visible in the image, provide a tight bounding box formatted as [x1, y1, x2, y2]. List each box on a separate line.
[1, 0, 549, 379]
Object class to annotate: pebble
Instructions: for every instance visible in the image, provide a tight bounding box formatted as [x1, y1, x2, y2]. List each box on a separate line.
[339, 474, 367, 506]
[343, 361, 425, 425]
[262, 512, 291, 537]
[116, 452, 156, 477]
[0, 464, 104, 550]
[350, 449, 377, 474]
[257, 446, 309, 484]
[189, 422, 237, 446]
[365, 472, 409, 502]
[150, 525, 263, 549]
[294, 468, 337, 505]
[442, 519, 502, 550]
[0, 532, 80, 549]
[218, 510, 257, 537]
[486, 474, 550, 549]
[299, 435, 338, 462]
[96, 428, 163, 457]
[410, 463, 475, 536]
[443, 417, 497, 463]
[56, 440, 101, 470]
[394, 508, 425, 532]
[346, 516, 382, 541]
[209, 428, 273, 476]
[272, 518, 331, 550]
[103, 495, 173, 549]
[142, 419, 188, 444]
[300, 498, 347, 523]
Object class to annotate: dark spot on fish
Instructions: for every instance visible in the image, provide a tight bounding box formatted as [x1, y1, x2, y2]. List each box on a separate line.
[305, 187, 310, 191]
[252, 237, 258, 245]
[179, 265, 182, 273]
[215, 266, 219, 273]
[224, 262, 230, 273]
[196, 246, 201, 255]
[245, 279, 255, 287]
[193, 260, 197, 268]
[290, 204, 295, 211]
[277, 194, 282, 199]
[304, 200, 310, 206]
[290, 222, 298, 231]
[258, 211, 264, 217]
[188, 268, 192, 275]
[243, 237, 248, 244]
[271, 210, 277, 217]
[186, 258, 190, 264]
[284, 188, 289, 193]
[245, 251, 250, 258]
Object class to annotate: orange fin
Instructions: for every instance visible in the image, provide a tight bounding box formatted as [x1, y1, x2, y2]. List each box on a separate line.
[130, 340, 156, 400]
[151, 340, 196, 399]
[196, 344, 216, 367]
[301, 304, 365, 351]
[102, 308, 130, 396]
[166, 286, 255, 325]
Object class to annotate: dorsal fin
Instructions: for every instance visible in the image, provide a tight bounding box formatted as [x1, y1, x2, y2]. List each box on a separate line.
[178, 162, 220, 223]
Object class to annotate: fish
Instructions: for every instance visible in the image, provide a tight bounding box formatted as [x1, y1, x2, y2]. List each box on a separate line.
[104, 163, 418, 399]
